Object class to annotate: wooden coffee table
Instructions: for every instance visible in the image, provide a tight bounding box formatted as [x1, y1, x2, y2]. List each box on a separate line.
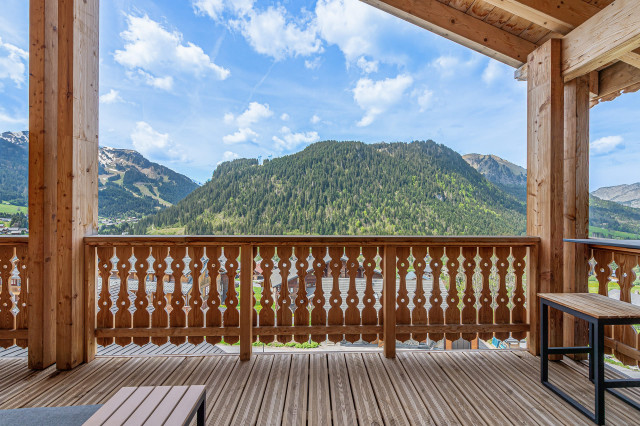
[539, 293, 640, 425]
[84, 385, 206, 426]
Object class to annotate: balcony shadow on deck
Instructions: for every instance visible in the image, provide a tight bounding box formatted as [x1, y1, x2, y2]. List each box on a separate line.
[1, 351, 639, 425]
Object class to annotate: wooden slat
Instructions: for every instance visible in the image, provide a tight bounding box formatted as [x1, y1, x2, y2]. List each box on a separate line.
[231, 355, 274, 425]
[151, 246, 169, 346]
[204, 245, 222, 345]
[209, 356, 256, 424]
[310, 247, 327, 343]
[444, 246, 461, 341]
[102, 386, 154, 425]
[223, 246, 240, 344]
[0, 246, 16, 348]
[327, 354, 358, 425]
[344, 246, 361, 343]
[327, 247, 344, 343]
[428, 246, 445, 342]
[123, 386, 172, 426]
[187, 246, 205, 345]
[114, 246, 133, 347]
[142, 386, 189, 426]
[293, 246, 311, 344]
[84, 386, 137, 425]
[345, 353, 384, 425]
[361, 246, 379, 343]
[539, 292, 640, 319]
[494, 246, 511, 341]
[396, 247, 411, 342]
[383, 245, 397, 358]
[461, 246, 478, 342]
[512, 246, 528, 340]
[164, 385, 206, 426]
[256, 354, 291, 426]
[258, 247, 276, 344]
[282, 355, 309, 426]
[411, 246, 428, 343]
[307, 354, 331, 426]
[362, 353, 410, 425]
[169, 246, 187, 345]
[132, 247, 151, 347]
[276, 246, 293, 343]
[239, 244, 253, 360]
[14, 245, 28, 349]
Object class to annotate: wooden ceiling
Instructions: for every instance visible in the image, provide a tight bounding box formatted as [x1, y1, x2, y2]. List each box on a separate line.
[362, 0, 640, 104]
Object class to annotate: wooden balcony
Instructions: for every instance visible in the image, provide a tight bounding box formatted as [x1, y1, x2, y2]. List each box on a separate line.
[1, 350, 639, 425]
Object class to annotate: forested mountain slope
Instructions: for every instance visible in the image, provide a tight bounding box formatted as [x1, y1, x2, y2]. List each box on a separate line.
[135, 140, 527, 235]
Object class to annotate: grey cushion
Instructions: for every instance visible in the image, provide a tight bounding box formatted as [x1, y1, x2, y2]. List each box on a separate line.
[0, 405, 102, 426]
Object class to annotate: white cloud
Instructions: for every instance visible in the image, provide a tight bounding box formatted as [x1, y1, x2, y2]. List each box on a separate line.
[482, 60, 508, 85]
[223, 128, 259, 144]
[591, 136, 624, 155]
[192, 0, 254, 20]
[280, 113, 290, 121]
[0, 37, 28, 88]
[226, 102, 273, 128]
[131, 121, 185, 161]
[232, 6, 322, 60]
[357, 56, 378, 74]
[114, 14, 229, 90]
[305, 57, 322, 70]
[315, 0, 385, 63]
[273, 126, 320, 150]
[0, 110, 27, 126]
[99, 89, 124, 104]
[432, 54, 481, 77]
[416, 88, 434, 112]
[311, 115, 321, 124]
[353, 74, 413, 127]
[217, 150, 240, 164]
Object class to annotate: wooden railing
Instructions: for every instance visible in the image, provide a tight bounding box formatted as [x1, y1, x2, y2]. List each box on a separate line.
[84, 235, 540, 359]
[0, 236, 29, 348]
[587, 242, 640, 367]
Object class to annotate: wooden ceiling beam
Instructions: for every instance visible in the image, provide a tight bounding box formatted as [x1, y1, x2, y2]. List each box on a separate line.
[360, 0, 536, 67]
[561, 0, 640, 81]
[592, 61, 640, 106]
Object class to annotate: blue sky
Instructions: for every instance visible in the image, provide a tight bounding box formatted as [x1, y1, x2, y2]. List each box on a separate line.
[0, 0, 638, 189]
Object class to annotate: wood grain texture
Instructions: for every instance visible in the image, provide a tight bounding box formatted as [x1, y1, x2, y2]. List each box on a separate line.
[223, 246, 240, 344]
[428, 246, 445, 342]
[444, 246, 461, 341]
[204, 245, 222, 344]
[276, 246, 293, 343]
[294, 246, 311, 344]
[258, 246, 275, 344]
[187, 246, 205, 345]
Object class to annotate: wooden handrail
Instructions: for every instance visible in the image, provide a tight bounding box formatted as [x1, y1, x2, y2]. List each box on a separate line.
[0, 236, 29, 244]
[84, 235, 540, 246]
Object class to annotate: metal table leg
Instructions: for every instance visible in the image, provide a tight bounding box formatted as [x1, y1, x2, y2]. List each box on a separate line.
[593, 322, 605, 425]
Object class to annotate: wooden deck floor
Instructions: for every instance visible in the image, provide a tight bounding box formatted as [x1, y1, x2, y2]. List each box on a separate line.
[1, 350, 639, 425]
[0, 342, 224, 358]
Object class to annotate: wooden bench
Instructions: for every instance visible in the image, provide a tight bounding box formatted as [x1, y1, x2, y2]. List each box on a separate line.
[539, 293, 640, 425]
[84, 385, 205, 426]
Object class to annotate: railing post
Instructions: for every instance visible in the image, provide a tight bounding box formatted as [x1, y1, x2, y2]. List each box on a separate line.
[383, 245, 396, 359]
[528, 243, 540, 356]
[84, 244, 97, 363]
[240, 244, 253, 361]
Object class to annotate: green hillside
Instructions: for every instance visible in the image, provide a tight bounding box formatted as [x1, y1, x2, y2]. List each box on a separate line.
[135, 140, 527, 236]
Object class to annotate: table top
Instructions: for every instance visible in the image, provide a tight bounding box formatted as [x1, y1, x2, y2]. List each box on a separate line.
[538, 293, 640, 319]
[84, 385, 205, 425]
[564, 238, 640, 250]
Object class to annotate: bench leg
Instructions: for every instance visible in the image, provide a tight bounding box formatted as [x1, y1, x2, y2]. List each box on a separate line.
[589, 322, 594, 382]
[540, 301, 549, 382]
[594, 322, 605, 425]
[197, 399, 206, 426]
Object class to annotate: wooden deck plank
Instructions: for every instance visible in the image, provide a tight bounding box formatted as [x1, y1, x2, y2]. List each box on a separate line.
[362, 353, 410, 425]
[201, 356, 238, 421]
[209, 356, 257, 425]
[308, 353, 331, 426]
[560, 356, 640, 401]
[344, 353, 384, 425]
[231, 355, 274, 426]
[256, 354, 292, 426]
[399, 352, 482, 425]
[282, 354, 309, 426]
[379, 355, 437, 425]
[327, 353, 358, 425]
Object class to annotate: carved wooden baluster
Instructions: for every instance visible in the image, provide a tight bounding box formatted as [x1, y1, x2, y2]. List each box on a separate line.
[461, 247, 478, 343]
[327, 246, 344, 343]
[477, 247, 494, 341]
[169, 246, 187, 345]
[411, 246, 428, 343]
[344, 246, 361, 343]
[258, 247, 275, 344]
[294, 246, 311, 343]
[494, 246, 511, 341]
[396, 247, 411, 342]
[444, 246, 461, 342]
[511, 247, 527, 341]
[0, 246, 15, 348]
[97, 247, 114, 347]
[205, 246, 222, 344]
[613, 252, 637, 365]
[361, 246, 378, 343]
[14, 245, 28, 348]
[132, 247, 151, 346]
[223, 246, 240, 344]
[310, 247, 327, 343]
[188, 246, 205, 345]
[593, 249, 614, 354]
[276, 246, 293, 343]
[151, 246, 169, 346]
[428, 247, 445, 343]
[251, 246, 258, 342]
[114, 246, 133, 347]
[378, 246, 384, 342]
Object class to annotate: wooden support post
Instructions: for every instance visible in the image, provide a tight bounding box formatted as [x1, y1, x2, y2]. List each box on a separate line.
[239, 244, 253, 361]
[563, 75, 590, 359]
[527, 39, 564, 359]
[84, 245, 97, 363]
[27, 0, 58, 370]
[527, 244, 539, 356]
[55, 0, 99, 370]
[383, 245, 396, 359]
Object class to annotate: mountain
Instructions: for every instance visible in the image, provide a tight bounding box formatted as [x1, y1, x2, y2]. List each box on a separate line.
[0, 131, 199, 221]
[134, 140, 527, 236]
[592, 183, 640, 209]
[462, 153, 527, 200]
[464, 152, 640, 239]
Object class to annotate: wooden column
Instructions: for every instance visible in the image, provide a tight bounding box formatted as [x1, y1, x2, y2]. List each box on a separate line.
[563, 75, 590, 357]
[239, 245, 254, 361]
[527, 39, 564, 356]
[55, 0, 99, 370]
[383, 245, 396, 359]
[27, 0, 58, 370]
